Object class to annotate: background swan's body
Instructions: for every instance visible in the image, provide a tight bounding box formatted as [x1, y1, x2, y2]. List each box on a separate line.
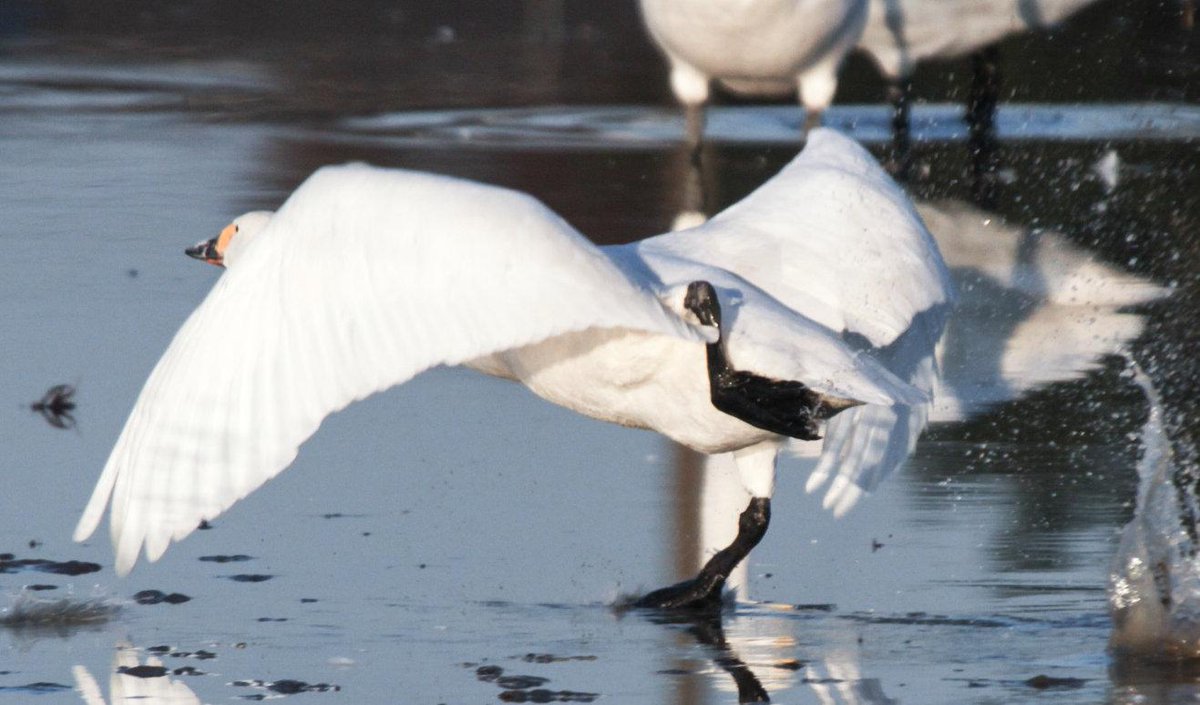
[858, 0, 1100, 81]
[74, 129, 952, 594]
[639, 0, 869, 137]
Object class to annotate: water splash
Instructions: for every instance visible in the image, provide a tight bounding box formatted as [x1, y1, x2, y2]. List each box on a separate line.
[0, 589, 121, 629]
[1109, 363, 1200, 659]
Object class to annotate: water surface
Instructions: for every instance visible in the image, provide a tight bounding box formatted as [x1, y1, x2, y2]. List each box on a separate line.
[2, 2, 1198, 703]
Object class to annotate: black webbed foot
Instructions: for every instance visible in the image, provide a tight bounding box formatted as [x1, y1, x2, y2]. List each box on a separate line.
[632, 497, 770, 611]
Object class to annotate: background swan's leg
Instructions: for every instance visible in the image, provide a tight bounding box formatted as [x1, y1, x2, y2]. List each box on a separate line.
[887, 77, 913, 180]
[797, 58, 840, 134]
[967, 46, 1002, 208]
[667, 58, 709, 161]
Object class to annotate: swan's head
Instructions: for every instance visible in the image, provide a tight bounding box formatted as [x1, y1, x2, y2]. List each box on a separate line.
[683, 280, 721, 329]
[185, 211, 274, 268]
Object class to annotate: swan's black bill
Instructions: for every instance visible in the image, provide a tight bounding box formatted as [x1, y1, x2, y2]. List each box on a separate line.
[186, 237, 223, 267]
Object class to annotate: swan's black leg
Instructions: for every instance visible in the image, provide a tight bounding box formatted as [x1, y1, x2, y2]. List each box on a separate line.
[685, 103, 706, 168]
[630, 283, 854, 611]
[967, 46, 1001, 208]
[887, 77, 914, 181]
[633, 497, 771, 610]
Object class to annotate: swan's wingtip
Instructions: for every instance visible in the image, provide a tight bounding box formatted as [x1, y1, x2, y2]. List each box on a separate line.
[804, 471, 830, 494]
[71, 520, 97, 544]
[113, 542, 143, 577]
[822, 477, 865, 517]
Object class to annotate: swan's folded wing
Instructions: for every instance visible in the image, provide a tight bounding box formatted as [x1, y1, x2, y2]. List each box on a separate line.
[74, 164, 700, 575]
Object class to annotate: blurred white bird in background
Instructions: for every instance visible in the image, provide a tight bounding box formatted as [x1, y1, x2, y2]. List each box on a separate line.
[638, 0, 869, 148]
[859, 0, 1101, 85]
[73, 129, 952, 609]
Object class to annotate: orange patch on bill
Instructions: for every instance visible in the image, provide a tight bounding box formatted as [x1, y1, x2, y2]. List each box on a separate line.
[215, 222, 238, 256]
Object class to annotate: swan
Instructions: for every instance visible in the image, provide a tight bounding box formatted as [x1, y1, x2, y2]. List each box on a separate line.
[855, 0, 1100, 174]
[858, 0, 1100, 82]
[638, 0, 869, 146]
[72, 128, 953, 608]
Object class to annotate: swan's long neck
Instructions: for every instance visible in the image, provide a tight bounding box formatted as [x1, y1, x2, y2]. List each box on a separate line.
[705, 328, 728, 383]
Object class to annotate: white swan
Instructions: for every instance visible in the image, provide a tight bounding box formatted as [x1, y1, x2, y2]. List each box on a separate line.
[856, 0, 1100, 170]
[638, 0, 869, 143]
[73, 129, 953, 607]
[858, 0, 1100, 82]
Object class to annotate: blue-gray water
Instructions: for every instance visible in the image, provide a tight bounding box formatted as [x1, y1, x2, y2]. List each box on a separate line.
[2, 2, 1198, 703]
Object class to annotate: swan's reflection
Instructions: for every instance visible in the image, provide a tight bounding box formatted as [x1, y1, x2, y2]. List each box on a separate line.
[803, 651, 898, 705]
[73, 644, 200, 705]
[654, 592, 899, 705]
[919, 200, 1169, 423]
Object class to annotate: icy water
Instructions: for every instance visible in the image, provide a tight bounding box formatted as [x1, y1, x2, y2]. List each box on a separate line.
[2, 2, 1199, 704]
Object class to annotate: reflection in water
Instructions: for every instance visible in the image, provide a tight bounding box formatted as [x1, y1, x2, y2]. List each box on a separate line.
[655, 595, 904, 705]
[654, 610, 770, 703]
[804, 653, 898, 705]
[1109, 365, 1200, 660]
[921, 199, 1170, 423]
[73, 644, 200, 705]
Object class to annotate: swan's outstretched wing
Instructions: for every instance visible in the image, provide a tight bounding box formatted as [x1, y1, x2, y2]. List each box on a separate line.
[75, 164, 700, 575]
[643, 128, 952, 349]
[636, 129, 953, 512]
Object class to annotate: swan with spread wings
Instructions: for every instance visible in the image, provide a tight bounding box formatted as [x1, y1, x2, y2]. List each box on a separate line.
[74, 129, 952, 609]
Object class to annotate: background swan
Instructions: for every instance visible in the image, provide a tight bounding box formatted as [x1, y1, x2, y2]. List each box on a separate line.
[73, 129, 952, 607]
[638, 0, 869, 145]
[855, 0, 1101, 173]
[858, 0, 1100, 83]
